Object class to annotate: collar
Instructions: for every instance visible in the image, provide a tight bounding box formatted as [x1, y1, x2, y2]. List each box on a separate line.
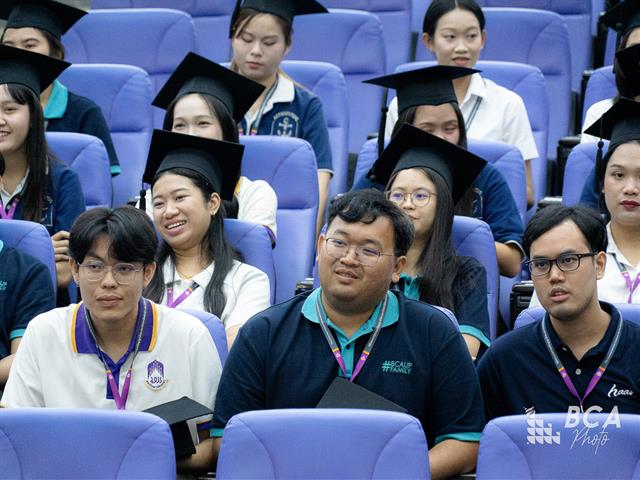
[461, 73, 487, 106]
[542, 302, 624, 361]
[398, 273, 421, 300]
[163, 258, 214, 288]
[44, 80, 69, 120]
[606, 222, 635, 268]
[259, 73, 295, 115]
[0, 240, 3, 254]
[0, 169, 29, 206]
[302, 288, 399, 341]
[70, 298, 158, 354]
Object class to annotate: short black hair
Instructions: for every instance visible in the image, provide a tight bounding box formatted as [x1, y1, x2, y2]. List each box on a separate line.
[0, 153, 4, 176]
[523, 205, 607, 258]
[327, 189, 415, 257]
[69, 206, 158, 264]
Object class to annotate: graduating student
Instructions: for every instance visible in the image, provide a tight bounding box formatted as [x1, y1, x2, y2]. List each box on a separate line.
[386, 0, 537, 206]
[1, 0, 119, 175]
[143, 130, 270, 347]
[149, 52, 278, 240]
[229, 0, 333, 231]
[0, 44, 85, 293]
[1, 206, 222, 472]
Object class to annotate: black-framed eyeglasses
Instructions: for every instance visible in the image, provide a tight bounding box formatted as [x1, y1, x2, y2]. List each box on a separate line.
[385, 189, 436, 207]
[79, 261, 144, 285]
[525, 252, 597, 277]
[325, 237, 394, 267]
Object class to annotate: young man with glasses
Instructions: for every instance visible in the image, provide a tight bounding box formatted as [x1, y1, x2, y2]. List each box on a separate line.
[211, 189, 485, 480]
[1, 206, 222, 472]
[478, 205, 640, 420]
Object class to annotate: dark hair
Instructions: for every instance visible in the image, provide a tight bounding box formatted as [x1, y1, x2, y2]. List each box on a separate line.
[423, 0, 485, 36]
[387, 167, 459, 310]
[392, 101, 475, 216]
[4, 84, 49, 222]
[523, 205, 607, 258]
[230, 8, 293, 47]
[69, 206, 158, 264]
[144, 168, 237, 318]
[0, 27, 65, 60]
[0, 153, 4, 176]
[327, 189, 414, 257]
[613, 30, 638, 99]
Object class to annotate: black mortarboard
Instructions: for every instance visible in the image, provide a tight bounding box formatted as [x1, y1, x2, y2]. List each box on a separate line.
[364, 65, 478, 113]
[230, 0, 328, 36]
[152, 52, 265, 123]
[615, 43, 640, 97]
[0, 44, 69, 94]
[601, 0, 640, 48]
[1, 0, 87, 38]
[144, 396, 212, 459]
[316, 377, 408, 413]
[368, 123, 487, 204]
[143, 129, 243, 201]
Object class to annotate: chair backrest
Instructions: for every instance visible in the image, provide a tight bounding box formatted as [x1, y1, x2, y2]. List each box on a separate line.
[0, 409, 176, 479]
[182, 308, 228, 366]
[416, 7, 571, 162]
[46, 132, 112, 209]
[514, 303, 640, 328]
[217, 408, 429, 479]
[90, 0, 235, 62]
[240, 136, 319, 303]
[604, 25, 617, 66]
[62, 8, 197, 130]
[562, 141, 608, 206]
[477, 413, 640, 479]
[452, 216, 499, 339]
[0, 220, 56, 290]
[320, 0, 412, 73]
[582, 66, 616, 126]
[289, 9, 386, 153]
[281, 60, 350, 199]
[58, 64, 153, 207]
[224, 218, 276, 303]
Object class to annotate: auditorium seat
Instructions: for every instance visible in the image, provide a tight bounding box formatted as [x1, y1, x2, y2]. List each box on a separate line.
[57, 64, 153, 207]
[240, 136, 319, 303]
[289, 9, 386, 153]
[514, 302, 640, 328]
[217, 409, 429, 479]
[582, 66, 615, 126]
[562, 141, 608, 206]
[46, 132, 112, 209]
[183, 309, 228, 366]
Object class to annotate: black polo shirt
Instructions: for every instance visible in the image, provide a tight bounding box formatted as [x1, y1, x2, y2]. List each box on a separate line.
[478, 303, 640, 420]
[212, 289, 485, 448]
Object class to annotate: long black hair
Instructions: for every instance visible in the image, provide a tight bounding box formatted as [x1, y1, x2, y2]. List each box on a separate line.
[144, 168, 238, 318]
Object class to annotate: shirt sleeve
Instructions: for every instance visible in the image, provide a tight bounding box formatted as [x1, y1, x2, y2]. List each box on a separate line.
[222, 264, 271, 330]
[10, 257, 55, 339]
[384, 97, 399, 140]
[53, 166, 86, 234]
[77, 102, 120, 176]
[301, 95, 333, 173]
[454, 257, 490, 347]
[236, 178, 278, 239]
[501, 92, 539, 161]
[578, 166, 600, 209]
[476, 346, 510, 421]
[479, 166, 524, 249]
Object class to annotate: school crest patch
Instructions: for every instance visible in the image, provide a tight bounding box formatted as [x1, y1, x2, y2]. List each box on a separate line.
[271, 111, 300, 137]
[145, 359, 168, 390]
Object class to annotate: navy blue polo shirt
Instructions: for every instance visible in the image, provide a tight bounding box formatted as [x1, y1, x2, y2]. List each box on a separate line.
[579, 166, 599, 209]
[478, 303, 640, 420]
[212, 289, 485, 447]
[0, 241, 55, 359]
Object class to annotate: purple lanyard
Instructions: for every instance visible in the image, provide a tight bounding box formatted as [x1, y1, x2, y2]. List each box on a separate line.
[316, 294, 387, 383]
[85, 300, 148, 410]
[0, 197, 19, 219]
[541, 315, 622, 412]
[613, 254, 640, 303]
[167, 281, 199, 308]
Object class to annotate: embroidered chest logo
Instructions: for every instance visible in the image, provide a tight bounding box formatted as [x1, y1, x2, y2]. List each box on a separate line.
[0, 280, 6, 291]
[145, 359, 168, 390]
[608, 384, 634, 398]
[381, 360, 412, 375]
[271, 111, 300, 137]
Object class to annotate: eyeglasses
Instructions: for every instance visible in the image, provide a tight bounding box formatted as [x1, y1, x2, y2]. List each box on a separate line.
[385, 189, 436, 207]
[79, 261, 144, 285]
[325, 237, 394, 267]
[525, 252, 597, 277]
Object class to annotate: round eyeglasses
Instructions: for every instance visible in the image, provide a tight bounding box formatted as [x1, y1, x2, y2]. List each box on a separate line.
[79, 261, 144, 285]
[385, 189, 436, 207]
[325, 238, 394, 267]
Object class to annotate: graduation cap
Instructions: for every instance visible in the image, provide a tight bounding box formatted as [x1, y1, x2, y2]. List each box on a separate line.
[368, 123, 487, 204]
[615, 43, 640, 97]
[143, 129, 243, 201]
[317, 377, 408, 413]
[230, 0, 328, 36]
[584, 97, 640, 192]
[144, 396, 212, 459]
[0, 0, 87, 38]
[152, 52, 265, 123]
[0, 44, 69, 94]
[601, 0, 640, 47]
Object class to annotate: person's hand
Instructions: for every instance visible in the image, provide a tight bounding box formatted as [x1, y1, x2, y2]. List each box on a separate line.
[52, 231, 72, 288]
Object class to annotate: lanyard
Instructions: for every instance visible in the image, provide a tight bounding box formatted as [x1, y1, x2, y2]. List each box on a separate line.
[541, 314, 622, 412]
[612, 253, 640, 303]
[316, 294, 387, 383]
[239, 76, 279, 136]
[464, 95, 483, 129]
[0, 197, 19, 219]
[167, 281, 199, 308]
[84, 300, 148, 410]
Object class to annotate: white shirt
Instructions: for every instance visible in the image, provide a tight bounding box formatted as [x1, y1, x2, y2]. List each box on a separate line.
[162, 259, 270, 330]
[143, 176, 278, 239]
[243, 72, 295, 129]
[529, 223, 640, 307]
[581, 98, 614, 144]
[386, 73, 538, 161]
[1, 301, 221, 442]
